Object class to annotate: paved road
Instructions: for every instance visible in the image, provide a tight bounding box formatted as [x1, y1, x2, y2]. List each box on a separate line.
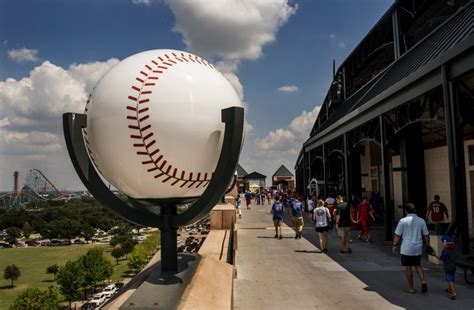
[233, 202, 474, 310]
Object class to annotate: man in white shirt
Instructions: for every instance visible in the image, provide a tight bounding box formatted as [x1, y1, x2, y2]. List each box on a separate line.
[392, 203, 430, 294]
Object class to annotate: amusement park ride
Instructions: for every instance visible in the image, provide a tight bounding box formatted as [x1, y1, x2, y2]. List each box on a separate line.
[0, 169, 79, 207]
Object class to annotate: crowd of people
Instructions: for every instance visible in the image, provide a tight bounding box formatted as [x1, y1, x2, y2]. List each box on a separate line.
[235, 190, 458, 301]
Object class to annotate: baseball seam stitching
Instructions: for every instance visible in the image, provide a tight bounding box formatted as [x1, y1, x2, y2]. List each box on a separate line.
[126, 52, 215, 188]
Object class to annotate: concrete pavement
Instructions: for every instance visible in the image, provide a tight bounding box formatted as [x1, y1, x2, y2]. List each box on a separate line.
[233, 202, 474, 309]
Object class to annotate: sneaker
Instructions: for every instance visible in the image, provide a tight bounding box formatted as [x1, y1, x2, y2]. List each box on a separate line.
[358, 235, 362, 241]
[347, 248, 352, 254]
[295, 235, 298, 239]
[274, 234, 278, 238]
[279, 235, 283, 240]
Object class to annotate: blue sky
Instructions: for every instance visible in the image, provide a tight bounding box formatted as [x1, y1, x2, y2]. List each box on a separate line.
[0, 0, 393, 190]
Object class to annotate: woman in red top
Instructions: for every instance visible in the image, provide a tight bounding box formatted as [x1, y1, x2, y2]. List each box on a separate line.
[356, 198, 375, 242]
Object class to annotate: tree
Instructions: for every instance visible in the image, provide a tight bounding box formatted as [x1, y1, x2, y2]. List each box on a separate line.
[127, 245, 148, 274]
[121, 239, 136, 259]
[9, 286, 60, 310]
[111, 247, 125, 265]
[4, 264, 21, 287]
[5, 227, 22, 244]
[46, 264, 59, 281]
[80, 248, 114, 292]
[57, 261, 85, 309]
[22, 222, 33, 239]
[81, 224, 95, 244]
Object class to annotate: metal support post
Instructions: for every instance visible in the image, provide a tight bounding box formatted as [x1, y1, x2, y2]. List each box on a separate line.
[442, 65, 470, 254]
[379, 115, 393, 241]
[343, 133, 350, 198]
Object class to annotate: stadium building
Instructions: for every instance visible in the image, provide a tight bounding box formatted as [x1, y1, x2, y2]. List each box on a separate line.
[295, 0, 474, 253]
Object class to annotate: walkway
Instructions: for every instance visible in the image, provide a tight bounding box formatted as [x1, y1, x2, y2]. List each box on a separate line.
[233, 202, 474, 310]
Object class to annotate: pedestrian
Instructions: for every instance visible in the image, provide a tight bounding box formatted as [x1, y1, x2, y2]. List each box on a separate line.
[325, 193, 337, 221]
[261, 191, 266, 204]
[435, 235, 457, 300]
[255, 189, 261, 205]
[334, 195, 351, 253]
[290, 195, 305, 239]
[426, 195, 449, 223]
[314, 198, 331, 252]
[244, 191, 252, 210]
[271, 196, 285, 239]
[236, 194, 242, 219]
[307, 195, 315, 222]
[355, 197, 375, 242]
[392, 203, 429, 294]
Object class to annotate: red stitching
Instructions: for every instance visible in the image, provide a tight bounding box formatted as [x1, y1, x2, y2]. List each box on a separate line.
[126, 52, 217, 187]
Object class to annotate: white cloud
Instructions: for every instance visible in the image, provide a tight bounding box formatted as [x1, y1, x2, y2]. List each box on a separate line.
[329, 33, 336, 39]
[255, 128, 296, 151]
[7, 48, 40, 63]
[166, 0, 297, 61]
[255, 105, 320, 152]
[132, 0, 153, 6]
[337, 41, 346, 49]
[0, 59, 119, 190]
[290, 105, 321, 134]
[277, 85, 299, 93]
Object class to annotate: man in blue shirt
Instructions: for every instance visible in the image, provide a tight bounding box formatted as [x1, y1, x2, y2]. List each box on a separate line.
[392, 203, 430, 294]
[290, 196, 305, 239]
[271, 196, 285, 239]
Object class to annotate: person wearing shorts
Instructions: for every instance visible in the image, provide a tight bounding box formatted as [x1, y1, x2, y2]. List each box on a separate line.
[392, 203, 430, 294]
[334, 195, 351, 253]
[307, 196, 315, 222]
[314, 201, 331, 253]
[290, 196, 305, 239]
[271, 197, 285, 239]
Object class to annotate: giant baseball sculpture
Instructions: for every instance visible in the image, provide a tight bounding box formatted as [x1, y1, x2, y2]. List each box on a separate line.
[63, 49, 244, 272]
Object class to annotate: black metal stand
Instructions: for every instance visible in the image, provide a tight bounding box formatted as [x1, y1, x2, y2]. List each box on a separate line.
[63, 107, 244, 272]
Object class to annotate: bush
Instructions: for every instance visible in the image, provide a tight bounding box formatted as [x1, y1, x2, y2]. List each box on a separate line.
[9, 286, 60, 310]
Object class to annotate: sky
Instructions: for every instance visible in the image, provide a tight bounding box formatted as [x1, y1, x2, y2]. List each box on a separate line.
[0, 0, 393, 191]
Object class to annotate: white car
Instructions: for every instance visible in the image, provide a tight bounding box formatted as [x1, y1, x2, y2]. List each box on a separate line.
[103, 285, 117, 298]
[90, 293, 106, 306]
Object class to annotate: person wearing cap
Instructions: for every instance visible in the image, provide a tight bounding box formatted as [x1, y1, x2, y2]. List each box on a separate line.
[392, 203, 430, 294]
[436, 235, 458, 300]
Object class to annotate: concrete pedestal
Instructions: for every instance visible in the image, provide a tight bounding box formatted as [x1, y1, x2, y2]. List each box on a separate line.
[428, 235, 443, 265]
[210, 203, 236, 230]
[120, 254, 200, 309]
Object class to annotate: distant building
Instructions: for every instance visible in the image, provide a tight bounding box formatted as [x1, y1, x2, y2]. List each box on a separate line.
[243, 172, 266, 192]
[235, 163, 248, 193]
[272, 165, 295, 192]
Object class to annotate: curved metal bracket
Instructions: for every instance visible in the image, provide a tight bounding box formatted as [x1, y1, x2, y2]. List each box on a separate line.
[63, 106, 244, 228]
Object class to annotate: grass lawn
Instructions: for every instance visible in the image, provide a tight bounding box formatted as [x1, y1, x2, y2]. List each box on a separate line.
[0, 244, 131, 309]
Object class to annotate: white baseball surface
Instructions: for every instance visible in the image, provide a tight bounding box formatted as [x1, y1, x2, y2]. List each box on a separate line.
[84, 49, 243, 199]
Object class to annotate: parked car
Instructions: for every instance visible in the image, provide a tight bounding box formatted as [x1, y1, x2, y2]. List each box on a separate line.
[73, 239, 86, 244]
[0, 242, 12, 248]
[103, 284, 117, 298]
[114, 282, 125, 290]
[89, 293, 106, 306]
[81, 302, 97, 310]
[25, 240, 40, 247]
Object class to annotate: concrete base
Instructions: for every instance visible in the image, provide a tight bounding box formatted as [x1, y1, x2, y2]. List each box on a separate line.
[210, 203, 236, 230]
[224, 195, 236, 205]
[120, 254, 200, 310]
[178, 256, 233, 310]
[428, 235, 443, 265]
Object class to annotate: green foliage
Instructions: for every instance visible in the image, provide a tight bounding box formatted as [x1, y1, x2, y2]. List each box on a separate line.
[21, 222, 33, 239]
[38, 219, 82, 241]
[142, 234, 159, 256]
[5, 227, 22, 245]
[57, 260, 84, 308]
[80, 248, 114, 289]
[111, 247, 125, 265]
[4, 264, 21, 287]
[81, 225, 95, 243]
[46, 264, 59, 281]
[110, 233, 136, 258]
[127, 245, 148, 274]
[9, 286, 60, 310]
